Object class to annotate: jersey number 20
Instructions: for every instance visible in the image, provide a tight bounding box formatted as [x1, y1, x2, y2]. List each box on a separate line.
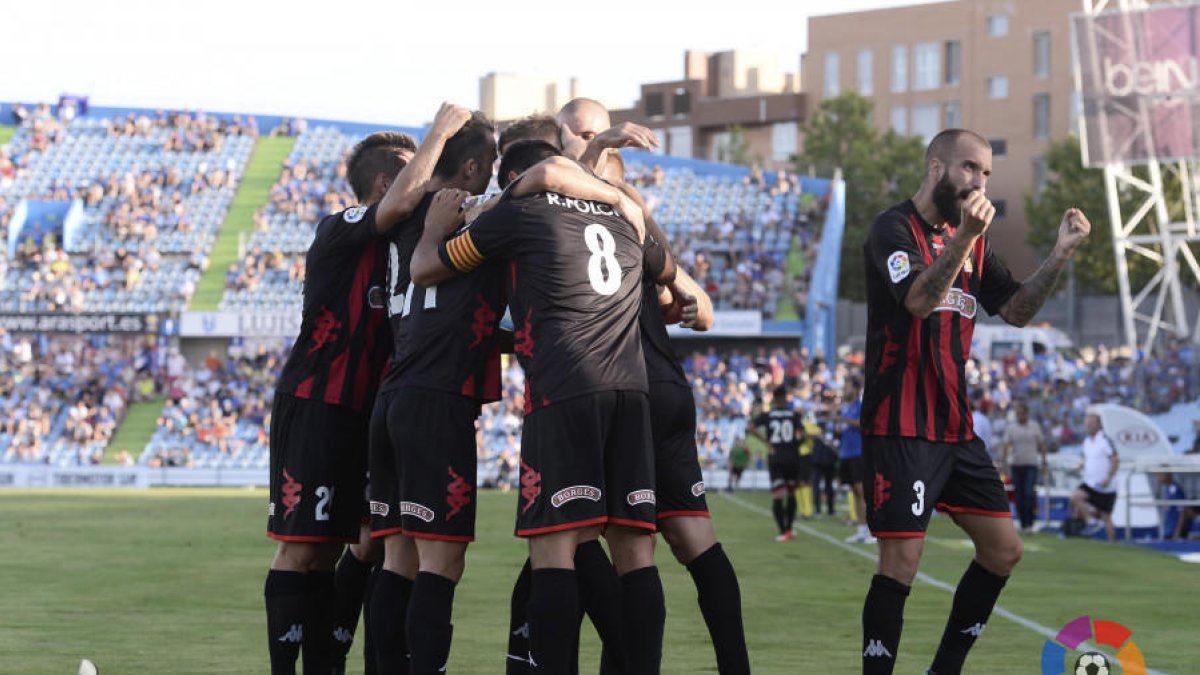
[769, 420, 795, 444]
[584, 224, 621, 295]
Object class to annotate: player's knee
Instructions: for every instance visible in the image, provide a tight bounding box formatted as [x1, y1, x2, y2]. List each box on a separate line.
[382, 535, 418, 578]
[273, 541, 342, 572]
[980, 536, 1023, 575]
[660, 518, 716, 565]
[349, 537, 381, 565]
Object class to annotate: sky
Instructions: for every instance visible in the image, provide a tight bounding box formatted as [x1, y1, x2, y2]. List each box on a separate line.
[4, 0, 929, 127]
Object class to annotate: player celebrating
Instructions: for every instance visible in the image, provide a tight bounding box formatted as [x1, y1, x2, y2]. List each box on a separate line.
[749, 385, 806, 542]
[366, 110, 496, 674]
[411, 144, 666, 674]
[859, 129, 1090, 674]
[264, 102, 472, 675]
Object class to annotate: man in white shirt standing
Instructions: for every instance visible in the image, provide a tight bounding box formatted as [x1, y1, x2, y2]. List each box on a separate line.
[1068, 412, 1120, 542]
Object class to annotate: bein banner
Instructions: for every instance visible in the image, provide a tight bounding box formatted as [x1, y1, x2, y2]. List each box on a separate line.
[1073, 4, 1200, 167]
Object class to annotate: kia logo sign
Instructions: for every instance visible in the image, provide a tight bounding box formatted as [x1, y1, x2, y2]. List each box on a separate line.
[1116, 427, 1158, 447]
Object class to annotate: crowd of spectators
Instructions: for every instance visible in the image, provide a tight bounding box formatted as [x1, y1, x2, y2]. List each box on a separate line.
[0, 332, 157, 465]
[103, 109, 257, 152]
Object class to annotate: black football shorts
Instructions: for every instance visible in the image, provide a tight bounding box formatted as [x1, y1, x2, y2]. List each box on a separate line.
[649, 382, 708, 520]
[768, 454, 801, 490]
[862, 436, 1011, 538]
[267, 392, 368, 544]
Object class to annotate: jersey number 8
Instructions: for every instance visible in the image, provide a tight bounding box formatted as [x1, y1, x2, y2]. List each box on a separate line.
[584, 224, 621, 295]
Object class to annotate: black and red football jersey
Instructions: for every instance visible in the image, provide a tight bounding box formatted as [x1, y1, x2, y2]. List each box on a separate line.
[860, 200, 1020, 442]
[437, 191, 647, 411]
[275, 203, 391, 412]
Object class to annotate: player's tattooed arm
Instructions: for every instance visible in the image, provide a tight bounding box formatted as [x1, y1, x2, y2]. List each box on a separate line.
[377, 102, 472, 232]
[410, 188, 468, 286]
[902, 231, 977, 319]
[998, 208, 1091, 327]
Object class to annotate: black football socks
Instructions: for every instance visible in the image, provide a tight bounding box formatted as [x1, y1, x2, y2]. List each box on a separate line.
[528, 568, 579, 674]
[929, 561, 1009, 675]
[575, 540, 629, 673]
[687, 544, 750, 675]
[301, 571, 336, 674]
[785, 492, 798, 530]
[506, 560, 533, 675]
[771, 498, 787, 533]
[406, 571, 457, 675]
[265, 570, 306, 675]
[370, 570, 413, 673]
[862, 573, 910, 675]
[620, 566, 665, 675]
[330, 549, 373, 670]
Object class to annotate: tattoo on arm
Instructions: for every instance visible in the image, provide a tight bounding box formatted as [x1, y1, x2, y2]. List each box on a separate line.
[904, 234, 975, 317]
[1000, 254, 1067, 326]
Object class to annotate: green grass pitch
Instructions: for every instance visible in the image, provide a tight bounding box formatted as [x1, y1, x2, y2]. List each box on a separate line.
[0, 489, 1191, 674]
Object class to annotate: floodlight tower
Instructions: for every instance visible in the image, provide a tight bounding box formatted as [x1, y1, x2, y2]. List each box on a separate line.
[1074, 0, 1200, 355]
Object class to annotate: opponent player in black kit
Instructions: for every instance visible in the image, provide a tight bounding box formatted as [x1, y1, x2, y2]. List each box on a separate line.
[749, 385, 806, 543]
[264, 101, 472, 675]
[411, 143, 669, 674]
[365, 110, 496, 673]
[859, 129, 1090, 675]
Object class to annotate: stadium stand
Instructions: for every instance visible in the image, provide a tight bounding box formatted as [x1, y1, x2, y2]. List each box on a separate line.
[0, 107, 255, 314]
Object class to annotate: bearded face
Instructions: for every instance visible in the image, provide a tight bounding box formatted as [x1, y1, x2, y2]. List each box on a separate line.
[931, 167, 976, 226]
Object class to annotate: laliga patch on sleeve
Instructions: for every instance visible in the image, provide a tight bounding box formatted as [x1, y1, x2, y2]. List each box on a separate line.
[343, 206, 368, 224]
[887, 251, 911, 283]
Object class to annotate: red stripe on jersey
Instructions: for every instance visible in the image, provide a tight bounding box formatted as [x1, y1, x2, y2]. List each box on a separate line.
[899, 319, 921, 437]
[871, 394, 892, 436]
[461, 374, 476, 398]
[975, 238, 985, 281]
[940, 309, 961, 438]
[907, 214, 933, 265]
[295, 376, 314, 399]
[346, 244, 372, 342]
[482, 345, 502, 402]
[325, 350, 350, 406]
[922, 336, 938, 438]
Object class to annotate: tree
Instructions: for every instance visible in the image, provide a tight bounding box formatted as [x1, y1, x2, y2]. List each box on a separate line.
[715, 124, 754, 166]
[796, 93, 924, 301]
[1024, 136, 1158, 294]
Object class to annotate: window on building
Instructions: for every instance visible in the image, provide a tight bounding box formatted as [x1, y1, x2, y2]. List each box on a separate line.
[911, 104, 940, 143]
[857, 49, 873, 96]
[672, 89, 692, 116]
[944, 40, 962, 85]
[891, 45, 908, 93]
[1069, 91, 1081, 136]
[1034, 93, 1051, 139]
[992, 199, 1007, 219]
[1033, 31, 1051, 78]
[772, 122, 798, 163]
[824, 52, 841, 97]
[644, 92, 664, 117]
[987, 14, 1009, 37]
[1033, 156, 1048, 194]
[988, 76, 1009, 99]
[913, 42, 941, 91]
[989, 138, 1007, 157]
[710, 131, 730, 161]
[667, 126, 692, 158]
[944, 100, 962, 128]
[890, 105, 908, 134]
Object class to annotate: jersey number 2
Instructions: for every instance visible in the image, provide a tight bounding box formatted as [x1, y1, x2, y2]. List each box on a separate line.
[315, 486, 334, 522]
[584, 224, 621, 295]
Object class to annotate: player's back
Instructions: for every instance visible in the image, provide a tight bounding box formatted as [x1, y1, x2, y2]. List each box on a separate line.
[476, 191, 646, 410]
[756, 409, 803, 460]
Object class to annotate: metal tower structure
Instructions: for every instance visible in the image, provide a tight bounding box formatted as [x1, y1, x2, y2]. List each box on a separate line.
[1076, 0, 1200, 354]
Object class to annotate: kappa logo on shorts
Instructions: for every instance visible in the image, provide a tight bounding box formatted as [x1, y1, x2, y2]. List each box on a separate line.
[369, 501, 390, 517]
[873, 472, 892, 511]
[343, 205, 368, 224]
[550, 485, 602, 508]
[691, 481, 706, 497]
[446, 466, 472, 521]
[520, 460, 541, 514]
[281, 468, 302, 520]
[626, 489, 656, 506]
[400, 501, 435, 523]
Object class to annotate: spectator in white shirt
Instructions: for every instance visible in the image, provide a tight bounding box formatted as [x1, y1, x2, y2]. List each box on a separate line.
[1069, 413, 1120, 542]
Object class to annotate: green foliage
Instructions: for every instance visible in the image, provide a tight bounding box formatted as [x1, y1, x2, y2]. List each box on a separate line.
[716, 124, 755, 166]
[796, 94, 924, 301]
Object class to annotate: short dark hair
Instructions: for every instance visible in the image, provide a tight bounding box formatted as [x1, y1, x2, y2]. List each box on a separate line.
[773, 385, 788, 402]
[925, 128, 990, 164]
[498, 140, 561, 190]
[499, 115, 561, 154]
[345, 131, 417, 202]
[432, 111, 496, 179]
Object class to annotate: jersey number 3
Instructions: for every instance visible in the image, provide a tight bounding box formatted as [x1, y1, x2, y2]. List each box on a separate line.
[585, 224, 621, 295]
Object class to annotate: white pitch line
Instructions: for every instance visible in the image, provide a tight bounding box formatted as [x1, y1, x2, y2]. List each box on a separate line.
[719, 492, 1169, 675]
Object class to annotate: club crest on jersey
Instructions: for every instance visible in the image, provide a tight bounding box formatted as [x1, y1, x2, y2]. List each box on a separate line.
[550, 485, 602, 508]
[690, 481, 706, 497]
[400, 501, 435, 522]
[369, 501, 390, 517]
[887, 251, 910, 283]
[934, 288, 978, 319]
[343, 206, 368, 224]
[626, 489, 656, 506]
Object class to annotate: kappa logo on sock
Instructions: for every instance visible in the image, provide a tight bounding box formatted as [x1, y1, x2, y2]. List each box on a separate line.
[863, 639, 893, 658]
[551, 485, 602, 508]
[369, 500, 390, 517]
[960, 622, 986, 637]
[626, 489, 656, 506]
[332, 627, 353, 644]
[400, 501, 435, 523]
[511, 622, 529, 639]
[278, 624, 303, 643]
[691, 481, 706, 497]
